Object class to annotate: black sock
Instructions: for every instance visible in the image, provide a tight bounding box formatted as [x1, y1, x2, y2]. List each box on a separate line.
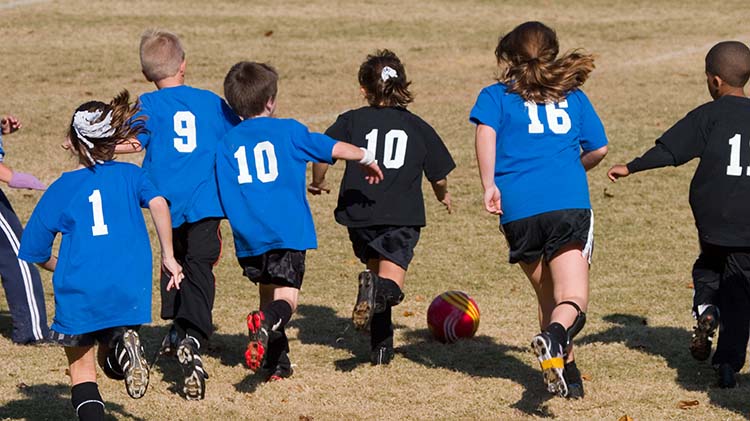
[264, 300, 293, 332]
[377, 277, 404, 307]
[71, 382, 104, 421]
[176, 319, 207, 348]
[263, 328, 290, 370]
[545, 322, 568, 348]
[371, 306, 393, 349]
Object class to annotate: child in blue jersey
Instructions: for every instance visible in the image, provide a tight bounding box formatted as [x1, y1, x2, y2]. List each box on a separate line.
[217, 62, 383, 381]
[18, 91, 183, 421]
[471, 22, 608, 399]
[117, 29, 240, 400]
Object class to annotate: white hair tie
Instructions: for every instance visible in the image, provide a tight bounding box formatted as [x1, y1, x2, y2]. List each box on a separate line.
[72, 109, 113, 164]
[381, 66, 398, 82]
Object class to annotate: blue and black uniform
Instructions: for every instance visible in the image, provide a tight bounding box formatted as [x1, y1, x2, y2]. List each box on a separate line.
[137, 85, 239, 341]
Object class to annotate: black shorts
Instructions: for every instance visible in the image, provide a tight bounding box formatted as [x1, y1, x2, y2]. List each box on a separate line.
[49, 326, 136, 348]
[238, 249, 306, 289]
[348, 226, 421, 270]
[501, 209, 593, 264]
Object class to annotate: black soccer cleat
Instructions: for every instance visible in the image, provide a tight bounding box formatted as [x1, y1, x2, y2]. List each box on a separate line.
[370, 345, 394, 366]
[265, 364, 294, 382]
[177, 336, 208, 400]
[119, 329, 150, 399]
[718, 363, 737, 388]
[531, 332, 568, 398]
[245, 311, 270, 372]
[563, 361, 584, 399]
[353, 271, 380, 330]
[690, 306, 719, 361]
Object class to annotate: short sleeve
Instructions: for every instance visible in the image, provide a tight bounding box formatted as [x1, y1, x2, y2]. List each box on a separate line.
[18, 194, 58, 263]
[135, 168, 161, 208]
[575, 90, 608, 152]
[421, 122, 456, 182]
[324, 113, 351, 142]
[220, 99, 241, 131]
[291, 121, 336, 164]
[469, 86, 502, 133]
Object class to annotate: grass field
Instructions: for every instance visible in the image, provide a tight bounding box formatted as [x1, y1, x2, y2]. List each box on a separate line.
[1, 0, 749, 419]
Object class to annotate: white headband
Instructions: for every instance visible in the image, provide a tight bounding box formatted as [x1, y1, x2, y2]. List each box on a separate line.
[72, 109, 114, 164]
[381, 66, 398, 82]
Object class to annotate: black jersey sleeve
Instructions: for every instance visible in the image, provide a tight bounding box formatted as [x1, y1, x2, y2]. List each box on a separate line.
[626, 105, 709, 173]
[420, 121, 456, 182]
[325, 112, 351, 143]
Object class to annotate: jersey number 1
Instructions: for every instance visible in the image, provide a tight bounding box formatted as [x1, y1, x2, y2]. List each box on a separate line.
[88, 189, 109, 236]
[727, 133, 750, 176]
[234, 142, 279, 184]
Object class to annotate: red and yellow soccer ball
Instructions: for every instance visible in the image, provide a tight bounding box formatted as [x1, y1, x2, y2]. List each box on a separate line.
[427, 291, 480, 343]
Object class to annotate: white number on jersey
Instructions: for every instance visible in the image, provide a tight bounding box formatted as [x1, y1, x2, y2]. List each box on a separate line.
[726, 133, 749, 176]
[234, 142, 279, 184]
[88, 189, 109, 236]
[365, 128, 409, 169]
[524, 100, 571, 134]
[173, 111, 197, 153]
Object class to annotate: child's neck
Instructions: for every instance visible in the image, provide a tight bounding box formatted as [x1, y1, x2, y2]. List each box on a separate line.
[718, 85, 747, 99]
[155, 74, 184, 90]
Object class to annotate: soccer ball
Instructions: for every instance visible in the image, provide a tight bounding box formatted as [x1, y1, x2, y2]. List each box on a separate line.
[427, 291, 480, 343]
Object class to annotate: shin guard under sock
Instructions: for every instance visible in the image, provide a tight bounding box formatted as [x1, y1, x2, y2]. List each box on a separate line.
[377, 278, 404, 307]
[71, 382, 104, 421]
[264, 300, 293, 332]
[370, 306, 393, 349]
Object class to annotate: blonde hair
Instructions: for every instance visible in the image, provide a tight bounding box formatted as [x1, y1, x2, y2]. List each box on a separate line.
[140, 29, 185, 82]
[495, 21, 594, 103]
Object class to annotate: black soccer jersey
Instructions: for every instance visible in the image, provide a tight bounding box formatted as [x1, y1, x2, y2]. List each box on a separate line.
[627, 95, 750, 247]
[325, 106, 455, 228]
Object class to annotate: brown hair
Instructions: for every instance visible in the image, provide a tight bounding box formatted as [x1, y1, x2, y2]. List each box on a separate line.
[140, 29, 185, 82]
[68, 90, 145, 167]
[706, 41, 750, 87]
[495, 21, 594, 103]
[358, 49, 413, 107]
[224, 61, 278, 118]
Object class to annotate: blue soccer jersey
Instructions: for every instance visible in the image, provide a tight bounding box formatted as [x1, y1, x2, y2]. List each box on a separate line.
[217, 117, 337, 257]
[19, 162, 161, 335]
[470, 83, 608, 223]
[137, 85, 240, 227]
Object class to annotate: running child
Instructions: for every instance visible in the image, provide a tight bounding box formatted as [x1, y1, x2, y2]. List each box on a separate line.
[18, 91, 183, 420]
[608, 41, 750, 388]
[471, 21, 608, 398]
[0, 113, 51, 344]
[309, 49, 455, 365]
[217, 61, 383, 381]
[118, 29, 240, 400]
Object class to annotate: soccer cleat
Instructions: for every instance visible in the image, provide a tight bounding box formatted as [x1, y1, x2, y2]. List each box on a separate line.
[119, 329, 150, 399]
[690, 306, 719, 361]
[531, 332, 568, 397]
[718, 363, 737, 388]
[370, 345, 394, 366]
[177, 336, 208, 400]
[353, 271, 380, 330]
[152, 324, 179, 363]
[563, 361, 584, 399]
[265, 364, 294, 382]
[245, 311, 270, 372]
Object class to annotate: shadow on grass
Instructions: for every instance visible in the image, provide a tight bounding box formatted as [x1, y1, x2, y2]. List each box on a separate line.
[0, 383, 144, 420]
[0, 311, 13, 341]
[579, 313, 750, 419]
[290, 304, 558, 417]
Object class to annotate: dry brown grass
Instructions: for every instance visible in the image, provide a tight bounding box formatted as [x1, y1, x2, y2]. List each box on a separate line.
[0, 0, 749, 419]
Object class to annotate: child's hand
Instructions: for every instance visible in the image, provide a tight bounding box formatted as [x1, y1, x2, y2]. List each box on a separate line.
[307, 181, 330, 195]
[8, 172, 46, 190]
[1, 115, 22, 135]
[607, 164, 630, 182]
[361, 161, 383, 184]
[484, 186, 502, 215]
[162, 257, 184, 291]
[438, 191, 452, 214]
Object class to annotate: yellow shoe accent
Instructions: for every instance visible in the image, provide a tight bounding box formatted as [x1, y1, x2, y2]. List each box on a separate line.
[540, 357, 564, 370]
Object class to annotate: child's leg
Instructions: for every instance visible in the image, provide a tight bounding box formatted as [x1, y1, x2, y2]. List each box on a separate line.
[65, 346, 105, 421]
[690, 244, 723, 361]
[246, 284, 297, 373]
[97, 328, 149, 399]
[712, 250, 750, 386]
[368, 258, 406, 364]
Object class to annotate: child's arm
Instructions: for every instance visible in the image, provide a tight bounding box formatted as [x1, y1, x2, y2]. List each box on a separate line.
[38, 255, 57, 272]
[1, 115, 22, 134]
[114, 139, 143, 154]
[475, 124, 502, 215]
[430, 178, 452, 213]
[308, 163, 331, 195]
[0, 162, 46, 190]
[331, 143, 383, 184]
[608, 141, 679, 182]
[148, 196, 184, 290]
[581, 145, 608, 171]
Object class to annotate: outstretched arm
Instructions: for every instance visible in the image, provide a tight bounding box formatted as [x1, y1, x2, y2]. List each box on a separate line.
[581, 145, 608, 171]
[148, 197, 184, 290]
[114, 139, 143, 154]
[607, 143, 677, 182]
[331, 142, 383, 184]
[308, 163, 331, 195]
[475, 124, 502, 215]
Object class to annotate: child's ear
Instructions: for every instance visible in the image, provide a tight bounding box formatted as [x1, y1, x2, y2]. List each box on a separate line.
[359, 86, 367, 97]
[179, 59, 187, 75]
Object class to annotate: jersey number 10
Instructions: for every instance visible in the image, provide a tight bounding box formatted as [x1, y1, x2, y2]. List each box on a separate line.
[234, 142, 279, 184]
[365, 129, 408, 169]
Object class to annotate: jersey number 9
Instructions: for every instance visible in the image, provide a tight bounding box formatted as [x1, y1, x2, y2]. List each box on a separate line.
[173, 111, 197, 153]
